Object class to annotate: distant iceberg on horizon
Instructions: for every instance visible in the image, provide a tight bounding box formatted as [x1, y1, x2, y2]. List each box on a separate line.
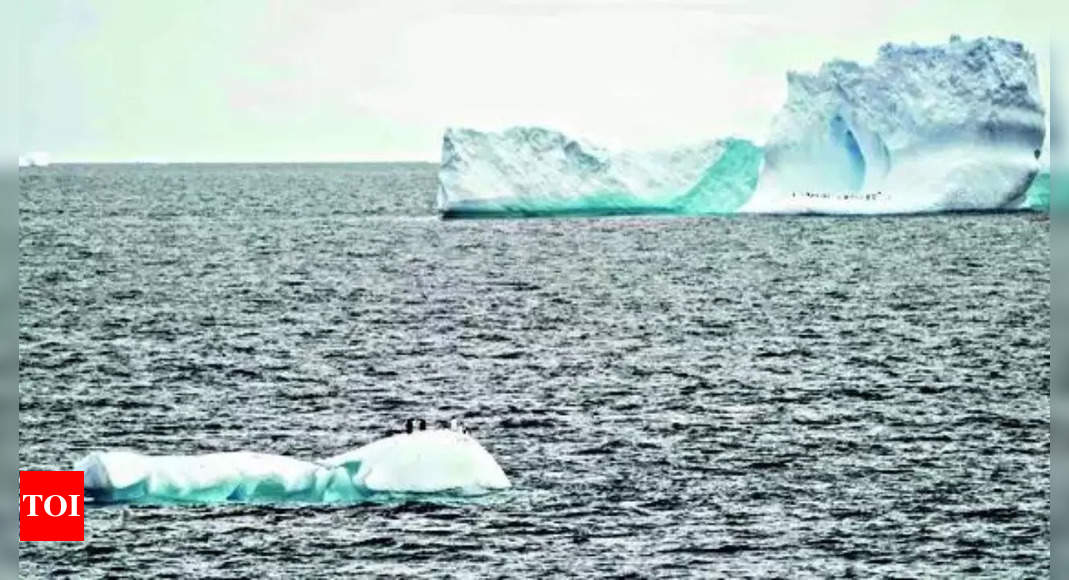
[18, 151, 51, 168]
[437, 36, 1046, 218]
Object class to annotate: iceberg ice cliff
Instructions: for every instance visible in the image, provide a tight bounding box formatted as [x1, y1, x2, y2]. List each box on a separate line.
[438, 36, 1045, 217]
[745, 36, 1046, 214]
[437, 127, 761, 217]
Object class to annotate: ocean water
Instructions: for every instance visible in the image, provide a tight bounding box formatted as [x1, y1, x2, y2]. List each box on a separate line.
[19, 164, 1049, 577]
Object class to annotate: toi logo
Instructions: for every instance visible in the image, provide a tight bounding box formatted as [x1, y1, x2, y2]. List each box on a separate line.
[19, 471, 84, 541]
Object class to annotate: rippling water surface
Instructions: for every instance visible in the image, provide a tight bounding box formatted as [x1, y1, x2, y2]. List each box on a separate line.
[19, 164, 1049, 578]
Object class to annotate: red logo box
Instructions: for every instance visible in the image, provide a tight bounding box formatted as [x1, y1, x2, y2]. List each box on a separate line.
[19, 471, 84, 542]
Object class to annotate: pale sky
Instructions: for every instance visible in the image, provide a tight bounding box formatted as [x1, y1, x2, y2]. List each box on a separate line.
[18, 0, 1052, 162]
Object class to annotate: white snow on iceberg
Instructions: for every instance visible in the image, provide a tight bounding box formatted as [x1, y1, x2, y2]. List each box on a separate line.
[744, 36, 1046, 214]
[322, 429, 510, 494]
[76, 429, 510, 504]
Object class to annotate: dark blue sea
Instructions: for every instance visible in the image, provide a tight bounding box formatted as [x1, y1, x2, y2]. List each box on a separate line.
[19, 163, 1049, 578]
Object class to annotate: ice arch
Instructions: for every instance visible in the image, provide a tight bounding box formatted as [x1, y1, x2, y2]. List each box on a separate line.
[828, 114, 866, 192]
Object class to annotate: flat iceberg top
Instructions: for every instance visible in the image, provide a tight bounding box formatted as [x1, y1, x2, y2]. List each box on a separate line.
[75, 429, 510, 504]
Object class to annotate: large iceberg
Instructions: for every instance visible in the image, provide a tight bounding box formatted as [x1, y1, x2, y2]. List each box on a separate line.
[745, 36, 1046, 214]
[76, 429, 510, 504]
[438, 36, 1045, 217]
[437, 127, 761, 217]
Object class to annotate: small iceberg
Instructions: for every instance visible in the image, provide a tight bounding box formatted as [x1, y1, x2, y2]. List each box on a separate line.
[76, 428, 510, 505]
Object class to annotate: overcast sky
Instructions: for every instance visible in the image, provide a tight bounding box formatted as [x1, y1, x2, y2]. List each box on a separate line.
[19, 0, 1052, 162]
